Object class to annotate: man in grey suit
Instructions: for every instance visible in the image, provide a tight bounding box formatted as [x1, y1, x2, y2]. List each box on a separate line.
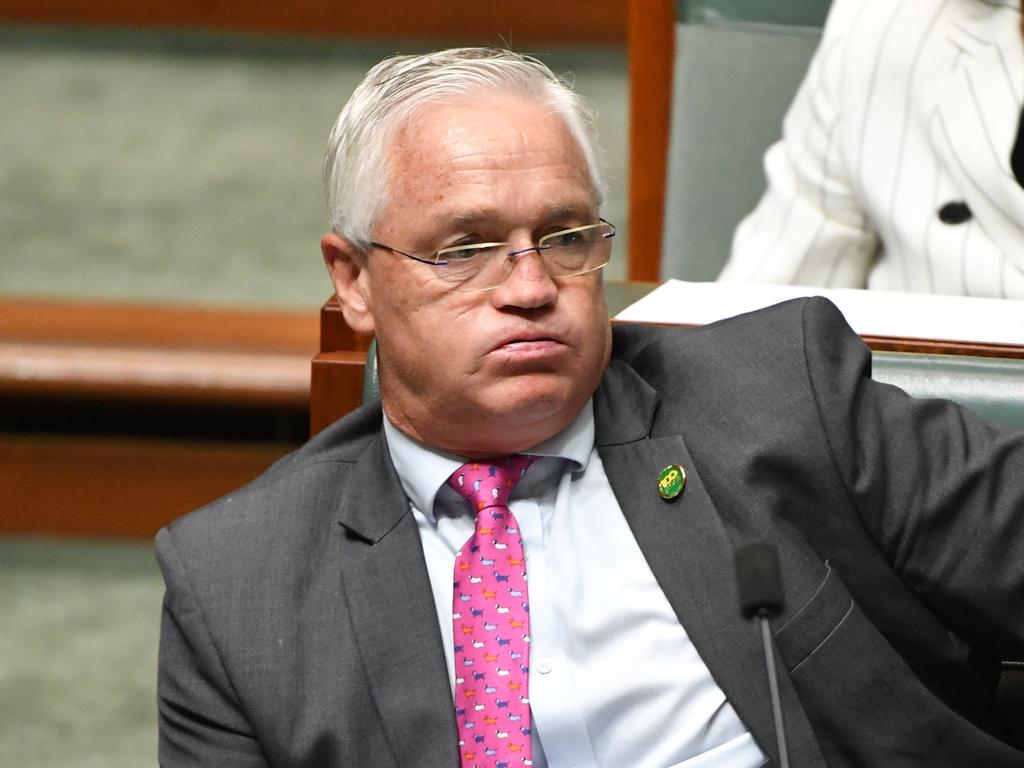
[156, 48, 1024, 767]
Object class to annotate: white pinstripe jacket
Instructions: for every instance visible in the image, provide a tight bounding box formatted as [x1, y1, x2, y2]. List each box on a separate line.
[721, 0, 1024, 298]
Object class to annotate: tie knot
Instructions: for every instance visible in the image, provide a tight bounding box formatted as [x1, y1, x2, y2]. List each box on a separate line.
[447, 456, 535, 513]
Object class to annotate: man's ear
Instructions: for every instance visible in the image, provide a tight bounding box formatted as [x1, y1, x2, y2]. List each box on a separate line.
[321, 233, 375, 336]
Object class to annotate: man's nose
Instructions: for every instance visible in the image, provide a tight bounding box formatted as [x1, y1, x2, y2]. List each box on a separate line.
[493, 247, 558, 308]
[506, 244, 547, 260]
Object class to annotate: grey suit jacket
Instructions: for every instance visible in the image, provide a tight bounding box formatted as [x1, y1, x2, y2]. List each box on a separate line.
[157, 297, 1024, 767]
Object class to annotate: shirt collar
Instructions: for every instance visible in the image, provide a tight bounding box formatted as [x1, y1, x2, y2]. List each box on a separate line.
[383, 399, 596, 523]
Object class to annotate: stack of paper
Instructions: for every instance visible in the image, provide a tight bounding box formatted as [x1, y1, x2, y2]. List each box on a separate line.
[615, 280, 1024, 346]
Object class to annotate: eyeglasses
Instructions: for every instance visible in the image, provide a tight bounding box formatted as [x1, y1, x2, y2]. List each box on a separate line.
[368, 220, 615, 292]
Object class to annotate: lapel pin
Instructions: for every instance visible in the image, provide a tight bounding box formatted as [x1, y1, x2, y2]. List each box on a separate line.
[658, 464, 686, 500]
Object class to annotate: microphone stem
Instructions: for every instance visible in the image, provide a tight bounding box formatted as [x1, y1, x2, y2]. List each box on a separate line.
[758, 614, 790, 768]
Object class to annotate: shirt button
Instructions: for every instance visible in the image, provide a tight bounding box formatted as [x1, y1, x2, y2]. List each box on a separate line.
[536, 658, 554, 674]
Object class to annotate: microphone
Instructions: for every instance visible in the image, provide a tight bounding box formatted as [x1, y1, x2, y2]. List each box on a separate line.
[735, 541, 790, 768]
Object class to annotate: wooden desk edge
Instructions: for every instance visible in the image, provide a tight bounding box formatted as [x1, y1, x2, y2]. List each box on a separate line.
[0, 298, 319, 408]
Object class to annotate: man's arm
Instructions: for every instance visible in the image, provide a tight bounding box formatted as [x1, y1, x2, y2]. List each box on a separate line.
[721, 0, 879, 288]
[800, 297, 1024, 657]
[156, 527, 268, 768]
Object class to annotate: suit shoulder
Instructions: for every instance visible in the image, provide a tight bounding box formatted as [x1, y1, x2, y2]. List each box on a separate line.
[610, 297, 868, 412]
[613, 296, 846, 363]
[158, 401, 384, 553]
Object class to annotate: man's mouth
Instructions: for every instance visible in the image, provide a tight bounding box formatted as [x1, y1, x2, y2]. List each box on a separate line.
[491, 333, 568, 359]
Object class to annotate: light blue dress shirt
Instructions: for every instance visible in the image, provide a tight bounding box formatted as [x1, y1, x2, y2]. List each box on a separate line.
[383, 402, 767, 768]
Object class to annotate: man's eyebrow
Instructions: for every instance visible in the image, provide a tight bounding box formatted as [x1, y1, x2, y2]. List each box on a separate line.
[447, 211, 499, 229]
[408, 211, 497, 252]
[536, 203, 596, 223]
[442, 203, 598, 230]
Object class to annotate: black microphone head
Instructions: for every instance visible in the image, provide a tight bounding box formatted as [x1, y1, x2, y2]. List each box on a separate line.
[735, 541, 784, 619]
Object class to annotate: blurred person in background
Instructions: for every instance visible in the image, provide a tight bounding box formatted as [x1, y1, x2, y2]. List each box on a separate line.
[722, 0, 1024, 298]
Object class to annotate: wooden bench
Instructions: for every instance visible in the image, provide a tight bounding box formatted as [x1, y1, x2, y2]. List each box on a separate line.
[0, 298, 318, 538]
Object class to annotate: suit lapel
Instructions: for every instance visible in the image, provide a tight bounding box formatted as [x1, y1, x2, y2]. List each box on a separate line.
[933, 5, 1024, 268]
[336, 433, 458, 768]
[594, 359, 825, 766]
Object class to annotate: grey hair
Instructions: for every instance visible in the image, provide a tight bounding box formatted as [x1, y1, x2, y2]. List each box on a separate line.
[323, 47, 607, 247]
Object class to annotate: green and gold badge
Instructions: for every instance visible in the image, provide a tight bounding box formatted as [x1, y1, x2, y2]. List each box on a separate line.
[657, 464, 686, 500]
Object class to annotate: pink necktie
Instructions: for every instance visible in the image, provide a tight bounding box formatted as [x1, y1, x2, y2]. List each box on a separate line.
[448, 457, 535, 768]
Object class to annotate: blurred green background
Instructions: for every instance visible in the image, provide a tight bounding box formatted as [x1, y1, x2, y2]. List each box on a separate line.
[0, 539, 162, 767]
[0, 26, 629, 310]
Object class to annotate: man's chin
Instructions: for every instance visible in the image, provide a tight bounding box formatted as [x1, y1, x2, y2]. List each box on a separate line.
[390, 369, 597, 455]
[470, 382, 586, 444]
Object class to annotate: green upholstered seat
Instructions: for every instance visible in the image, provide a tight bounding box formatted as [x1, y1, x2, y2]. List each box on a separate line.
[660, 0, 831, 280]
[680, 0, 831, 27]
[363, 338, 380, 403]
[872, 352, 1024, 430]
[872, 349, 1024, 736]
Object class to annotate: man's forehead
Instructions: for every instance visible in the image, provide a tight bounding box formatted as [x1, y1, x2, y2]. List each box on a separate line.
[378, 96, 598, 238]
[391, 92, 581, 162]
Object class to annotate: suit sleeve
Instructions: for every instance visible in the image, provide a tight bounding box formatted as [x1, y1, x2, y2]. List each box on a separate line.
[156, 527, 269, 768]
[799, 297, 1024, 656]
[720, 0, 879, 288]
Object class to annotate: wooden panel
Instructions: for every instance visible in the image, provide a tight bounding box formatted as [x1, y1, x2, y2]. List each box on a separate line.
[0, 0, 627, 44]
[310, 350, 368, 435]
[312, 295, 369, 434]
[0, 298, 317, 352]
[0, 298, 318, 409]
[319, 295, 372, 354]
[627, 0, 675, 281]
[0, 299, 315, 539]
[0, 434, 292, 539]
[859, 336, 1024, 359]
[0, 342, 311, 408]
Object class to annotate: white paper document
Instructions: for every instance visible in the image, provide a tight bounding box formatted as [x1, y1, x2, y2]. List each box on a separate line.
[614, 280, 1024, 346]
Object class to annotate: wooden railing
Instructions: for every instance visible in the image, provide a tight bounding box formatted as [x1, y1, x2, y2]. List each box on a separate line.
[0, 0, 627, 44]
[0, 298, 318, 538]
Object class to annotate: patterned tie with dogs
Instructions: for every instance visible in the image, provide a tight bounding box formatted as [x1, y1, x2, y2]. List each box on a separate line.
[448, 457, 535, 768]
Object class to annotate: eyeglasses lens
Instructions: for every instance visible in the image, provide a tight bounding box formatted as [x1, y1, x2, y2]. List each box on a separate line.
[442, 222, 614, 291]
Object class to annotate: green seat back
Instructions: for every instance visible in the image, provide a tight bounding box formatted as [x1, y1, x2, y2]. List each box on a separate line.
[871, 352, 1024, 430]
[363, 338, 380, 403]
[660, 0, 832, 281]
[871, 349, 1024, 732]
